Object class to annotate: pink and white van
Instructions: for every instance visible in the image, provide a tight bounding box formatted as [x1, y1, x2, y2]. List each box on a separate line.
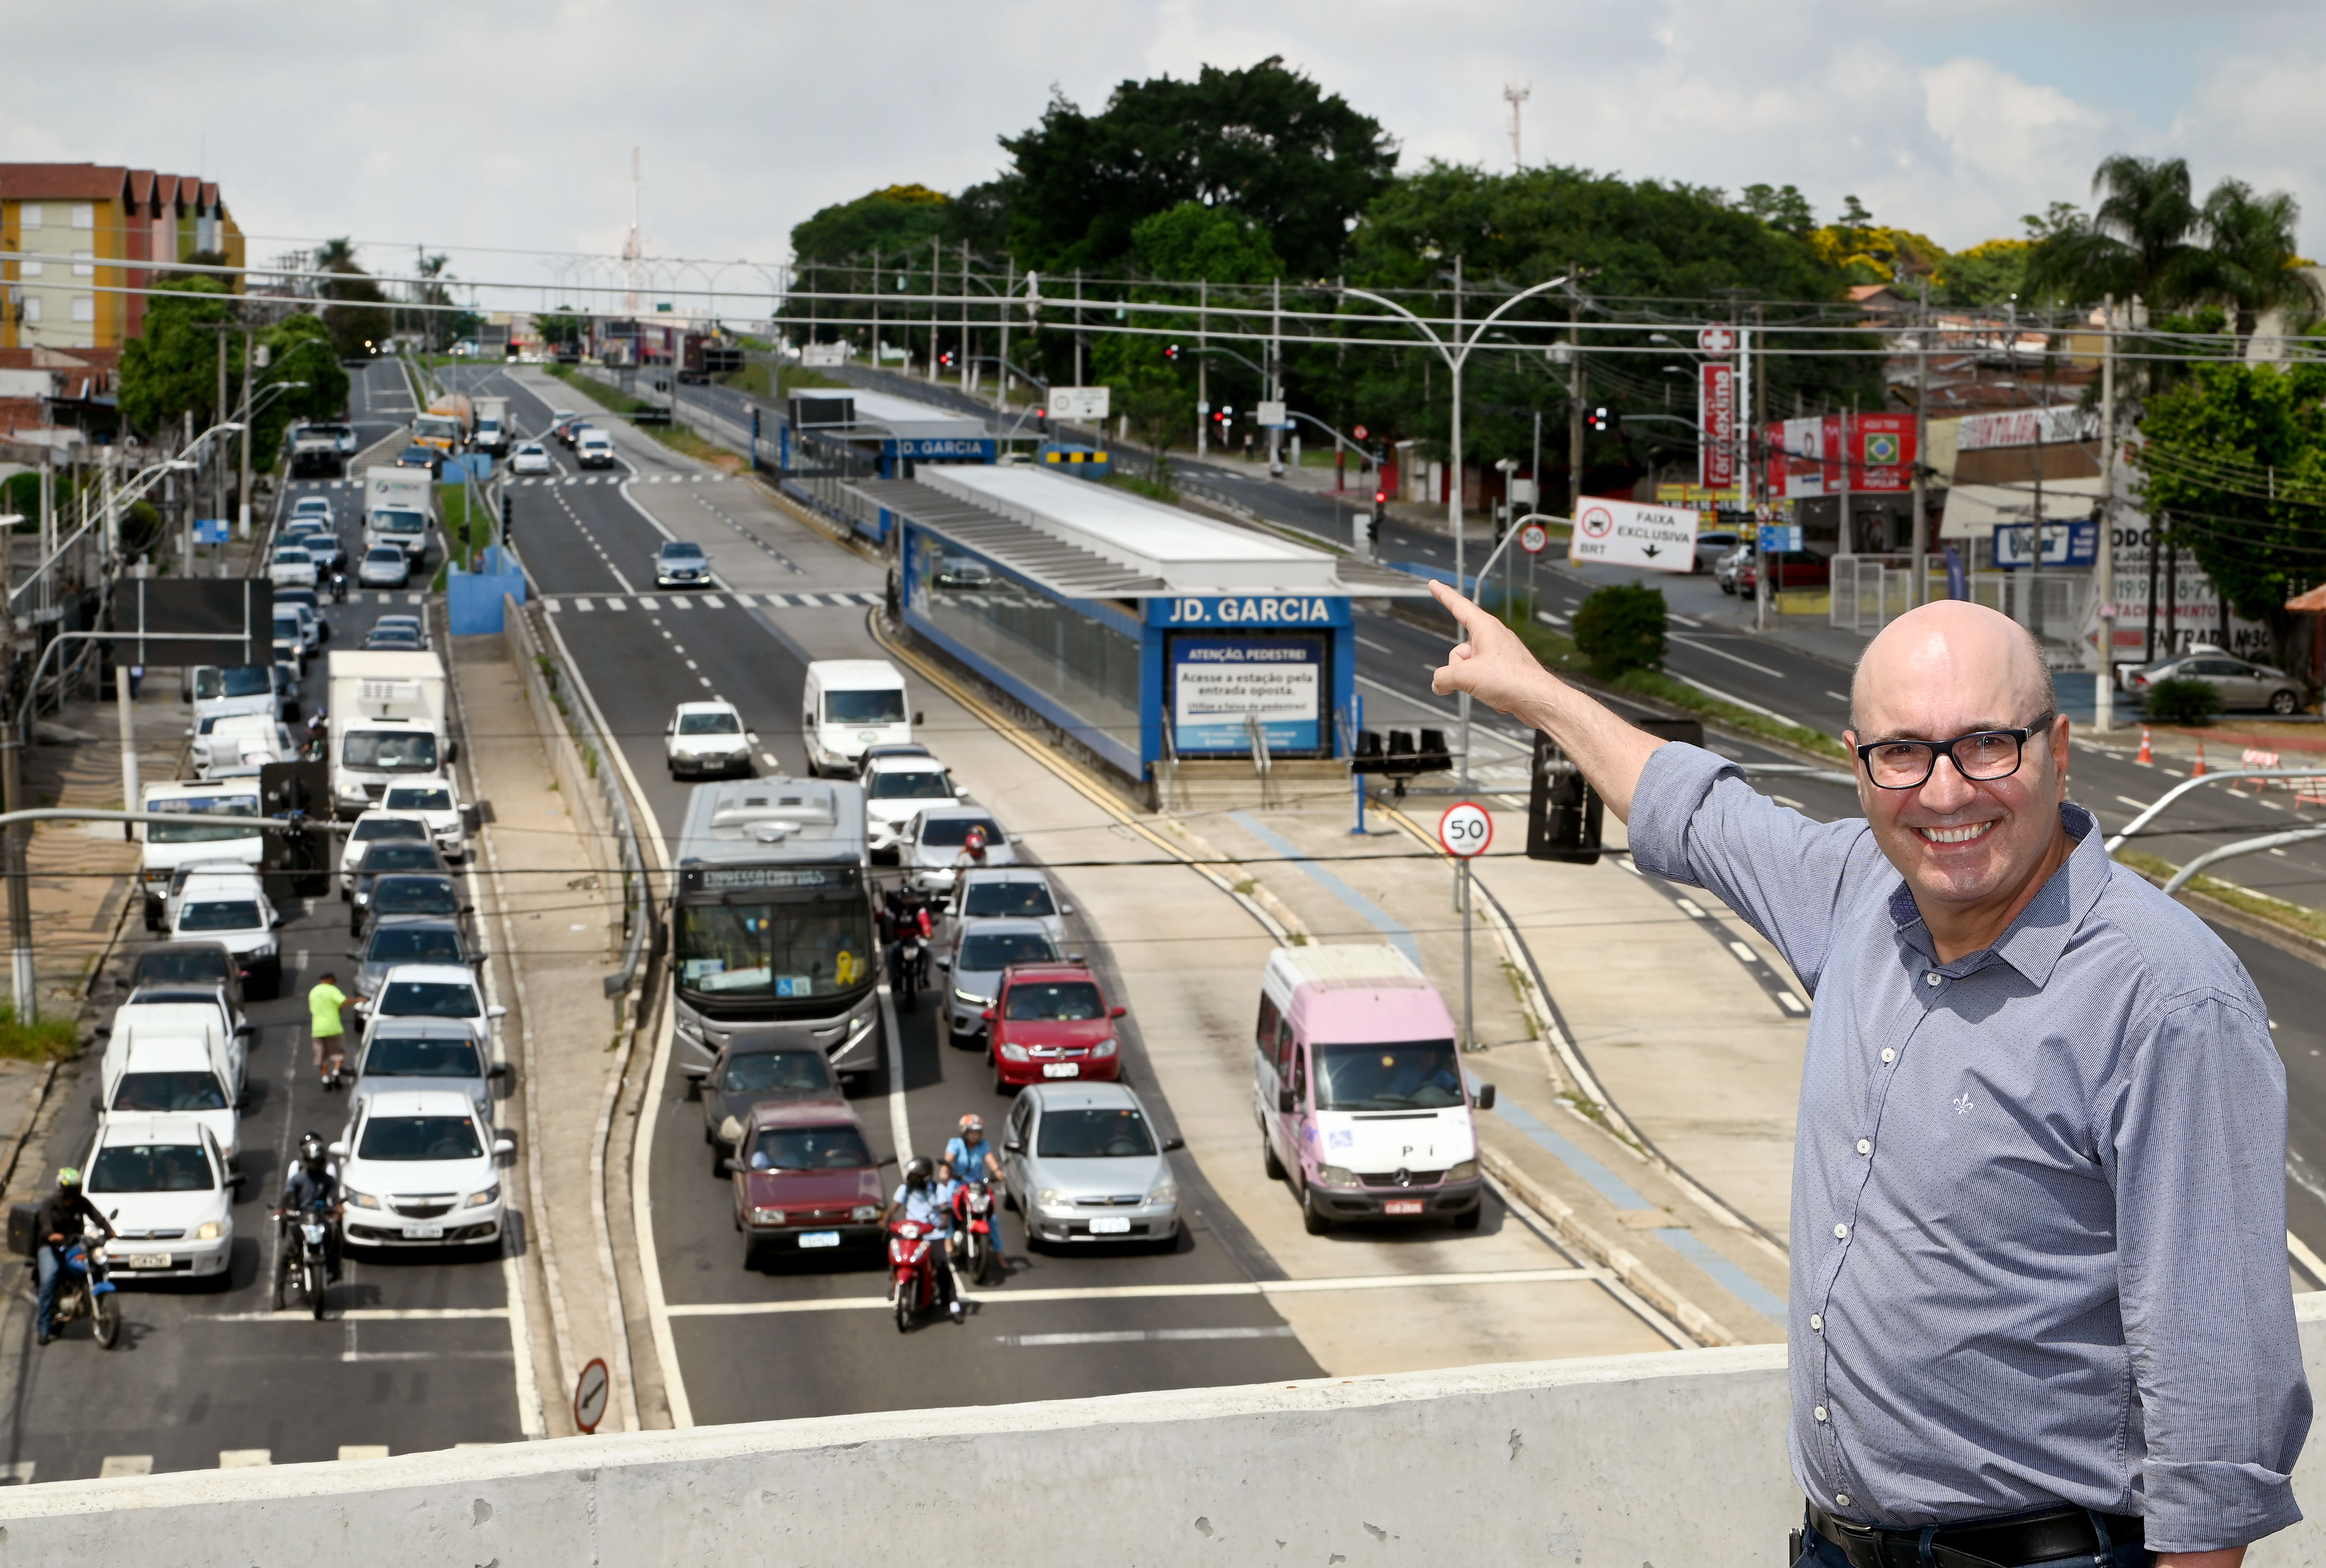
[1252, 943, 1494, 1235]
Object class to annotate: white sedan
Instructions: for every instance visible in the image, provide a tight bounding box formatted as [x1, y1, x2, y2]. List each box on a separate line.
[268, 545, 319, 589]
[665, 700, 752, 779]
[333, 1089, 512, 1251]
[510, 441, 552, 476]
[81, 1115, 235, 1284]
[357, 545, 410, 590]
[360, 961, 504, 1048]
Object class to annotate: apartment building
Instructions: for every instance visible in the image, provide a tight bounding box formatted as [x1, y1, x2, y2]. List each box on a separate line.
[0, 164, 245, 351]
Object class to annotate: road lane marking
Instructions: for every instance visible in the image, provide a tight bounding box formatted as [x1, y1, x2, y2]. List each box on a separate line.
[2117, 795, 2151, 811]
[1000, 1327, 1299, 1346]
[1775, 992, 1806, 1013]
[1669, 635, 1785, 679]
[212, 1307, 511, 1321]
[2290, 1231, 2326, 1288]
[1825, 690, 1850, 703]
[663, 1267, 1600, 1316]
[219, 1451, 271, 1468]
[338, 1446, 390, 1461]
[1356, 636, 1394, 654]
[1673, 672, 1809, 730]
[99, 1456, 150, 1477]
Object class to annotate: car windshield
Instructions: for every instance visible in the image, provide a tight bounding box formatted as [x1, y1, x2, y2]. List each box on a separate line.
[365, 548, 404, 565]
[745, 1125, 872, 1172]
[362, 847, 442, 875]
[825, 689, 906, 724]
[678, 711, 741, 735]
[719, 1050, 829, 1095]
[962, 881, 1054, 918]
[379, 980, 480, 1018]
[414, 416, 461, 441]
[870, 770, 951, 800]
[133, 951, 232, 987]
[674, 903, 872, 1000]
[372, 879, 457, 916]
[1003, 979, 1103, 1022]
[111, 1070, 228, 1113]
[195, 667, 274, 699]
[145, 793, 260, 844]
[294, 501, 331, 516]
[662, 544, 705, 560]
[384, 786, 454, 811]
[919, 815, 1000, 848]
[343, 729, 439, 772]
[961, 932, 1056, 972]
[364, 1035, 482, 1078]
[1312, 1040, 1465, 1112]
[273, 548, 311, 564]
[180, 900, 262, 932]
[367, 926, 465, 965]
[358, 1115, 483, 1161]
[1036, 1107, 1156, 1159]
[354, 818, 427, 844]
[89, 1142, 216, 1192]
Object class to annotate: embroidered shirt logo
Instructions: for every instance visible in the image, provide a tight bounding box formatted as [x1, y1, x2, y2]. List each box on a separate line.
[1952, 1092, 1975, 1116]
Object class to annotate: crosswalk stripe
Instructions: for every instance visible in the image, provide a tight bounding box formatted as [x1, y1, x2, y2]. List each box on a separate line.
[668, 596, 692, 611]
[702, 595, 725, 608]
[543, 597, 562, 613]
[637, 595, 659, 610]
[575, 598, 595, 611]
[219, 1450, 271, 1469]
[607, 597, 627, 610]
[405, 592, 423, 604]
[338, 1446, 390, 1462]
[99, 1456, 151, 1478]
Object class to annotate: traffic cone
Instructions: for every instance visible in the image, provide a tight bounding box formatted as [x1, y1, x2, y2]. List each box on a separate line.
[2136, 726, 2153, 765]
[2192, 738, 2207, 779]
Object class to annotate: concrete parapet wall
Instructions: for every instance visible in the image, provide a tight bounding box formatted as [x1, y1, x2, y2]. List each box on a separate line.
[495, 603, 619, 933]
[10, 1300, 2326, 1563]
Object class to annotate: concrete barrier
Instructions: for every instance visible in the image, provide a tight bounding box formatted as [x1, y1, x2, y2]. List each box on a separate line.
[10, 1298, 2326, 1565]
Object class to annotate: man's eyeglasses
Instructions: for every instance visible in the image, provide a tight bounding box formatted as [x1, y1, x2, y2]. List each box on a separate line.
[1853, 715, 2056, 790]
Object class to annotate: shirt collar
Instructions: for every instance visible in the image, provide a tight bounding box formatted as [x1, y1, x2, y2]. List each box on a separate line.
[1890, 803, 2104, 986]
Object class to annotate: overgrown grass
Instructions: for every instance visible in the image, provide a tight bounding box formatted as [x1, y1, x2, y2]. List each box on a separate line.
[2116, 847, 2326, 942]
[1513, 616, 1851, 761]
[0, 1004, 79, 1064]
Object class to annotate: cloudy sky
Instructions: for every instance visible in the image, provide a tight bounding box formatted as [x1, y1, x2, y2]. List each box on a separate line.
[4, 0, 2319, 305]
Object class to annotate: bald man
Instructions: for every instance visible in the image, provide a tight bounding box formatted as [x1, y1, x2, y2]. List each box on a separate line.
[1431, 584, 2307, 1568]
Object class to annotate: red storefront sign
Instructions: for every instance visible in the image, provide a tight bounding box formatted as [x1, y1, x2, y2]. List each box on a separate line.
[1699, 363, 1736, 489]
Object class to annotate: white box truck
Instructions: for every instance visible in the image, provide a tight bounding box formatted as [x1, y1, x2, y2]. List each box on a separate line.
[362, 465, 434, 566]
[473, 395, 512, 457]
[327, 650, 451, 818]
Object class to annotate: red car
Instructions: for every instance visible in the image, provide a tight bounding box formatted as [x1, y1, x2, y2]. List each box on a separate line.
[984, 963, 1127, 1092]
[728, 1099, 886, 1266]
[1735, 550, 1831, 594]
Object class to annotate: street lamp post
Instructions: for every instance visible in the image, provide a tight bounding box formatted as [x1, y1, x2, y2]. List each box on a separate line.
[1337, 271, 1570, 793]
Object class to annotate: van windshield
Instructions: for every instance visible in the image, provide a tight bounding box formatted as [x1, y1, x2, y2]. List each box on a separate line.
[1311, 1041, 1465, 1112]
[825, 689, 905, 724]
[195, 667, 273, 700]
[111, 1070, 228, 1113]
[344, 729, 439, 772]
[373, 509, 425, 534]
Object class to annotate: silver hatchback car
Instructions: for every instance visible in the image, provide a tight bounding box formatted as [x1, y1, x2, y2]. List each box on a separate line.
[999, 1081, 1184, 1251]
[937, 917, 1068, 1042]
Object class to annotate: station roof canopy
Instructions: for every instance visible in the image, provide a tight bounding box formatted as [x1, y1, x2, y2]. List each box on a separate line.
[795, 386, 985, 443]
[903, 463, 1428, 598]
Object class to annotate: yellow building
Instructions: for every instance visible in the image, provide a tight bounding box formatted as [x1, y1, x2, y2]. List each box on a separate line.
[0, 164, 244, 351]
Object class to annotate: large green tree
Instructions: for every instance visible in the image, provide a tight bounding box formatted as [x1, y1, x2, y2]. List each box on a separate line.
[117, 276, 234, 437]
[253, 313, 351, 459]
[998, 57, 1397, 278]
[1091, 203, 1285, 452]
[791, 183, 953, 268]
[2024, 155, 2207, 308]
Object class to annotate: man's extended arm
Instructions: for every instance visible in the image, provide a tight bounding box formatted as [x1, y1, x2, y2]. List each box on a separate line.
[1426, 582, 1665, 820]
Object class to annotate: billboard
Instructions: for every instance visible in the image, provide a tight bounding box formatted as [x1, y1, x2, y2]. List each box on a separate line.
[1169, 635, 1324, 753]
[1699, 363, 1736, 489]
[1764, 414, 1911, 497]
[112, 579, 274, 668]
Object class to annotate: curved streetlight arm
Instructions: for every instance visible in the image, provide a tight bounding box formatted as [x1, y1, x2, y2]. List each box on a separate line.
[2103, 769, 2326, 850]
[1453, 275, 1577, 371]
[1337, 285, 1451, 367]
[2162, 822, 2326, 897]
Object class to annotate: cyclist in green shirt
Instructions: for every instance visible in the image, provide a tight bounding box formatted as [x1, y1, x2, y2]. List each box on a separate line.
[308, 972, 355, 1089]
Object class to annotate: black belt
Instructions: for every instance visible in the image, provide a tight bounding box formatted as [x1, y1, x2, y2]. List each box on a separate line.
[1803, 1503, 2145, 1568]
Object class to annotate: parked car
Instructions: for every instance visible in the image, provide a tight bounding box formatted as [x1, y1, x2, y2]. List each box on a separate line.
[1735, 550, 1830, 594]
[332, 1089, 511, 1251]
[984, 962, 1124, 1092]
[902, 806, 1016, 895]
[939, 918, 1063, 1042]
[665, 700, 752, 779]
[727, 1099, 885, 1265]
[351, 1018, 505, 1124]
[576, 429, 617, 470]
[510, 441, 552, 476]
[79, 1114, 237, 1285]
[863, 751, 966, 858]
[357, 545, 411, 590]
[944, 867, 1072, 949]
[998, 1081, 1183, 1251]
[2123, 647, 2305, 715]
[1691, 529, 1743, 574]
[268, 544, 319, 590]
[700, 1037, 844, 1175]
[654, 540, 712, 589]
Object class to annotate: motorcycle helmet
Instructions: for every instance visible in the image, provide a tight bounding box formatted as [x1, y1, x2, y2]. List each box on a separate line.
[963, 826, 987, 855]
[958, 1115, 984, 1136]
[299, 1130, 327, 1169]
[55, 1166, 80, 1191]
[904, 1156, 934, 1190]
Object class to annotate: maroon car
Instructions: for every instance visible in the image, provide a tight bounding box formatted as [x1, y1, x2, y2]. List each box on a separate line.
[729, 1099, 886, 1265]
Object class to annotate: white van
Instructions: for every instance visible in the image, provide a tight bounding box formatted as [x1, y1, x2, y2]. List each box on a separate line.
[192, 713, 293, 777]
[364, 506, 430, 566]
[801, 659, 913, 777]
[138, 779, 264, 931]
[188, 665, 282, 726]
[107, 998, 249, 1105]
[1252, 943, 1493, 1235]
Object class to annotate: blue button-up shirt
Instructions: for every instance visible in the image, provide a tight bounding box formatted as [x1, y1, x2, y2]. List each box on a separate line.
[1629, 743, 2310, 1554]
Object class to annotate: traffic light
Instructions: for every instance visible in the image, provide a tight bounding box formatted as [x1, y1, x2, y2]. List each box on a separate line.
[1526, 735, 1602, 864]
[1587, 406, 1616, 434]
[939, 351, 955, 369]
[1165, 344, 1180, 362]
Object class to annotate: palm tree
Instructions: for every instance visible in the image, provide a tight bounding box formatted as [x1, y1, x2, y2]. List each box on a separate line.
[2190, 179, 2324, 340]
[2024, 155, 2205, 309]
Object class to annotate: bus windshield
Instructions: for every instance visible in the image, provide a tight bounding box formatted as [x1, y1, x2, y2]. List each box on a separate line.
[145, 794, 260, 844]
[674, 901, 871, 1000]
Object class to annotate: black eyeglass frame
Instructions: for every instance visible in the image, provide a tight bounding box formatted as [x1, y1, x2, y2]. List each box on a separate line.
[1851, 713, 2059, 791]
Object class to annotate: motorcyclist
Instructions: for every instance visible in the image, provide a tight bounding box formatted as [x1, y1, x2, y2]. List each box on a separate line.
[942, 1113, 1008, 1271]
[885, 927, 928, 1012]
[275, 1130, 345, 1282]
[952, 825, 991, 877]
[881, 1156, 964, 1322]
[33, 1167, 115, 1347]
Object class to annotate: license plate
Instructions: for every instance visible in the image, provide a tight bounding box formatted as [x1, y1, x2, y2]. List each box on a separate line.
[123, 1252, 172, 1269]
[403, 1224, 445, 1239]
[1041, 1063, 1081, 1078]
[797, 1232, 840, 1249]
[1383, 1199, 1423, 1217]
[1088, 1217, 1131, 1235]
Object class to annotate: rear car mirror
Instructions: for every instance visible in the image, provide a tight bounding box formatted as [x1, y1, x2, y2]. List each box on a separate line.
[934, 957, 950, 971]
[327, 1140, 348, 1160]
[487, 1005, 508, 1019]
[914, 712, 925, 726]
[1061, 905, 1075, 916]
[1003, 1138, 1023, 1155]
[1474, 1083, 1497, 1112]
[1110, 1006, 1126, 1019]
[981, 1008, 996, 1023]
[1276, 1089, 1295, 1114]
[493, 1136, 516, 1158]
[723, 1158, 742, 1176]
[1163, 1135, 1185, 1152]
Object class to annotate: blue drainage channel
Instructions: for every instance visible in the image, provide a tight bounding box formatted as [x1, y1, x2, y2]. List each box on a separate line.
[1224, 812, 1787, 1327]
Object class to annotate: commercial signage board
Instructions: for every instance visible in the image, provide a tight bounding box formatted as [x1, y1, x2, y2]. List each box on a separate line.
[1168, 635, 1324, 753]
[1992, 520, 2097, 568]
[1699, 363, 1736, 489]
[1568, 497, 1697, 573]
[1255, 400, 1290, 429]
[1049, 387, 1112, 421]
[1149, 596, 1351, 628]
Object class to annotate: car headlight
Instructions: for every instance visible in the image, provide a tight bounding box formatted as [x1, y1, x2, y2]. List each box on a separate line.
[196, 1220, 224, 1241]
[998, 1041, 1028, 1062]
[750, 1207, 786, 1225]
[718, 1115, 742, 1144]
[845, 1010, 876, 1044]
[851, 1205, 880, 1222]
[1093, 1038, 1117, 1058]
[1319, 1165, 1360, 1189]
[465, 1184, 500, 1208]
[347, 1189, 379, 1209]
[1147, 1183, 1177, 1208]
[1446, 1160, 1478, 1182]
[954, 988, 990, 1007]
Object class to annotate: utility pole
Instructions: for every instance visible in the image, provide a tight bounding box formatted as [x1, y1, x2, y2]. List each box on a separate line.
[1268, 277, 1283, 477]
[1911, 280, 1930, 605]
[1073, 269, 1083, 389]
[928, 237, 940, 384]
[238, 328, 255, 541]
[998, 259, 1015, 411]
[0, 517, 26, 1018]
[2096, 295, 2117, 731]
[1503, 83, 1530, 172]
[1198, 280, 1209, 458]
[1566, 265, 1584, 517]
[959, 242, 970, 393]
[1449, 255, 1469, 794]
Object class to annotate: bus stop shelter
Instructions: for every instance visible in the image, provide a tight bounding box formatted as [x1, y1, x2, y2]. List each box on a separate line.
[780, 387, 993, 544]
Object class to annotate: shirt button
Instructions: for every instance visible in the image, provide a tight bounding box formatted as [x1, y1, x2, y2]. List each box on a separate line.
[1814, 1405, 1829, 1422]
[1833, 1223, 1849, 1240]
[1924, 972, 1941, 988]
[1810, 1313, 1823, 1331]
[1836, 1493, 1852, 1508]
[1880, 1048, 1896, 1064]
[1856, 1139, 1872, 1156]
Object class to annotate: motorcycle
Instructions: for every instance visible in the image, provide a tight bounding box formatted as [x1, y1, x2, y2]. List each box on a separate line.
[51, 1226, 121, 1349]
[887, 1217, 942, 1334]
[273, 1208, 334, 1319]
[951, 1181, 1001, 1287]
[328, 569, 348, 604]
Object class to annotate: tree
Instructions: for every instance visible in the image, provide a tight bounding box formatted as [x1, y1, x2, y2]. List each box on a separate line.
[998, 58, 1398, 277]
[1091, 204, 1285, 453]
[1936, 239, 2032, 306]
[2191, 178, 2324, 338]
[117, 276, 233, 438]
[320, 259, 391, 361]
[1734, 183, 1813, 238]
[2023, 155, 2205, 308]
[791, 184, 952, 268]
[252, 313, 351, 459]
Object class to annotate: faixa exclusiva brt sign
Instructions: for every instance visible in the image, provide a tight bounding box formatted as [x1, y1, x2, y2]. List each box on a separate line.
[1149, 596, 1351, 627]
[1567, 498, 1699, 574]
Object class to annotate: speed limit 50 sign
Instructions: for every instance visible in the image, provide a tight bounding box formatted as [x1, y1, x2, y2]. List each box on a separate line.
[1438, 801, 1493, 858]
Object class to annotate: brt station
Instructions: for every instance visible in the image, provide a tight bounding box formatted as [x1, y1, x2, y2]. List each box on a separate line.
[777, 387, 996, 546]
[847, 463, 1435, 803]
